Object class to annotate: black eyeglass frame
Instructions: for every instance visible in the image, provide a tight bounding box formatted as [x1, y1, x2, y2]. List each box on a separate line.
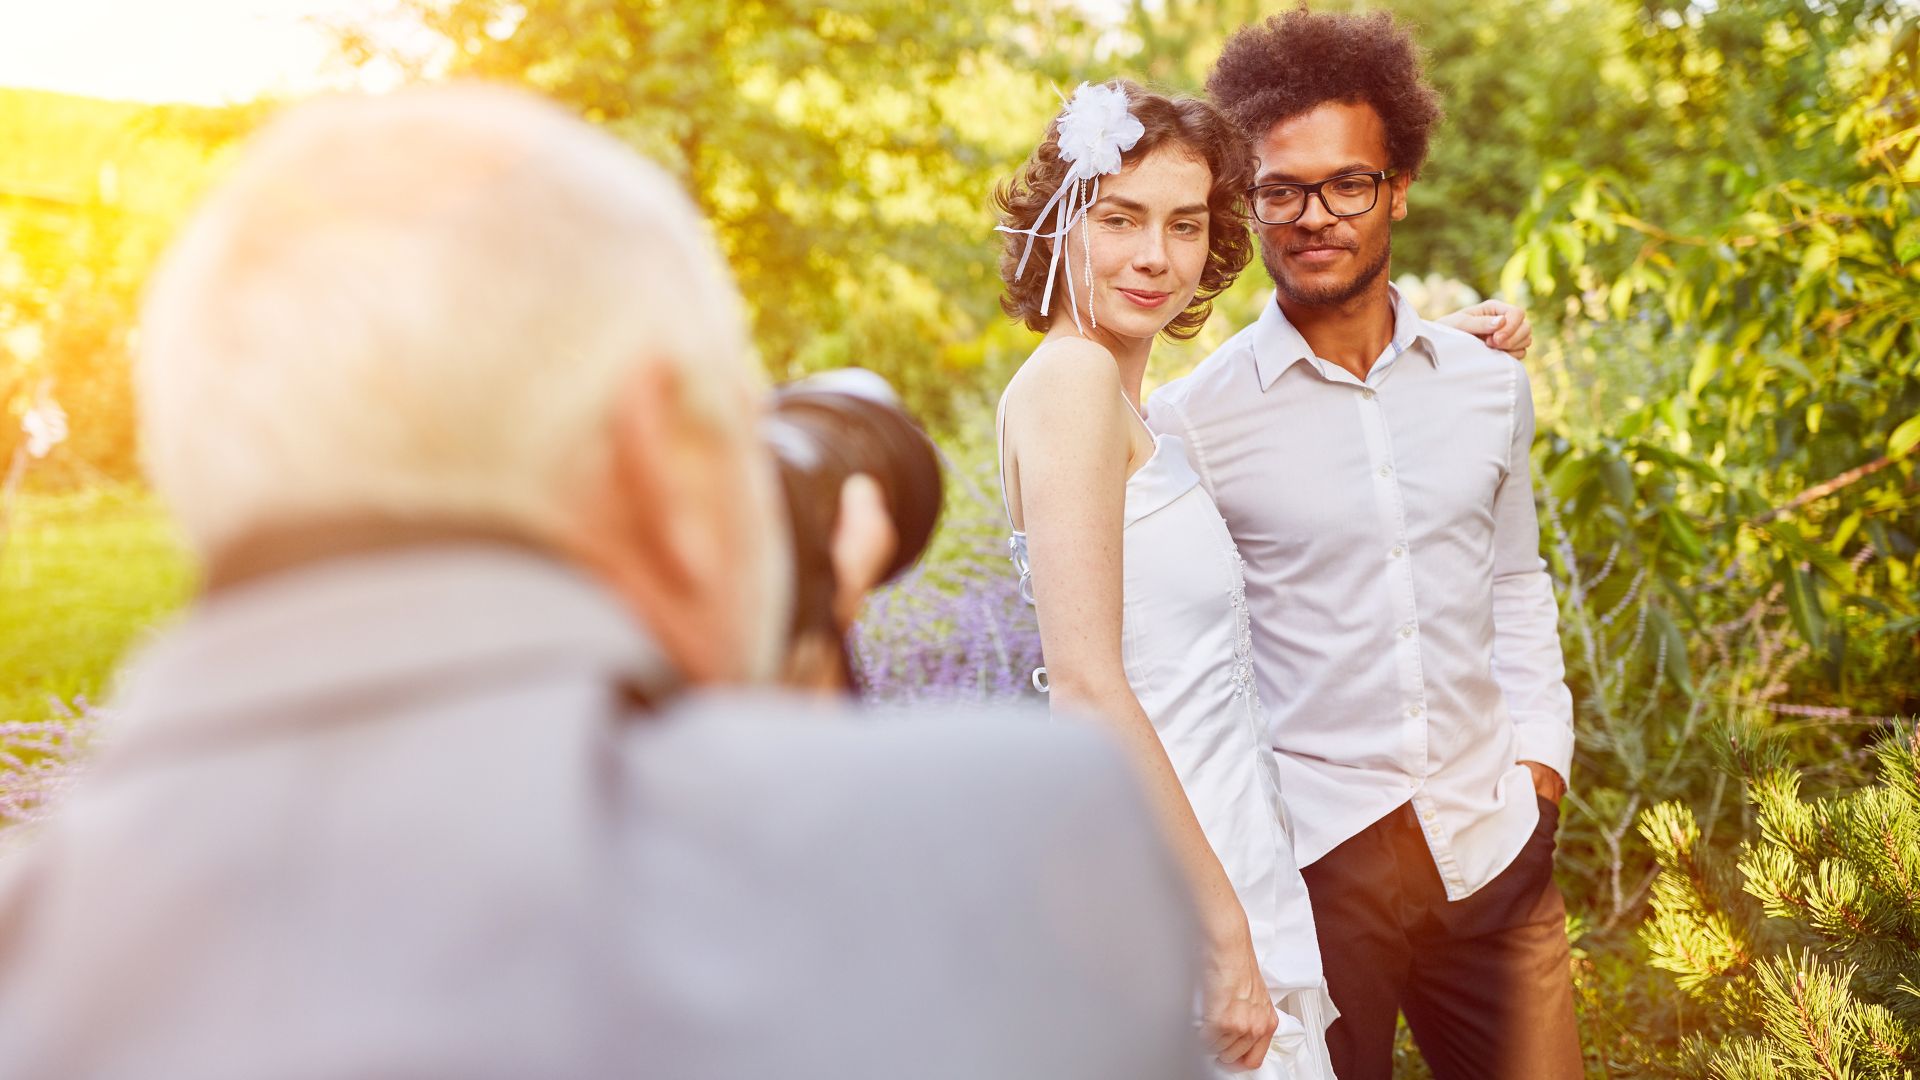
[1245, 169, 1399, 226]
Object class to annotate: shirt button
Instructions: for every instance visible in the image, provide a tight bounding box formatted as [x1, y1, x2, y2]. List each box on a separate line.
[1405, 704, 1422, 718]
[1361, 389, 1376, 400]
[1390, 545, 1405, 558]
[1398, 623, 1416, 639]
[1377, 465, 1393, 478]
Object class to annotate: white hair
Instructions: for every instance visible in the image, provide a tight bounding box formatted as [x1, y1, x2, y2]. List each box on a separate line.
[137, 84, 757, 557]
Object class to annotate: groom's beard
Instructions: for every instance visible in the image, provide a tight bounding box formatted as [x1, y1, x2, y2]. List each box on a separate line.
[1261, 226, 1392, 308]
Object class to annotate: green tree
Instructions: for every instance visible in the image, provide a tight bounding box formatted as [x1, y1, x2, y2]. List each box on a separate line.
[1638, 723, 1920, 1077]
[1512, 0, 1920, 717]
[1092, 0, 1652, 293]
[0, 90, 246, 485]
[370, 0, 1076, 428]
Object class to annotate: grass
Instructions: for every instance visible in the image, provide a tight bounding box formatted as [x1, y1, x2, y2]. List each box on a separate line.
[1, 485, 192, 724]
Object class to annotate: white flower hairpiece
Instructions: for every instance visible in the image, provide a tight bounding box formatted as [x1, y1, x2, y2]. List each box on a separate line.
[1055, 82, 1144, 182]
[996, 82, 1145, 334]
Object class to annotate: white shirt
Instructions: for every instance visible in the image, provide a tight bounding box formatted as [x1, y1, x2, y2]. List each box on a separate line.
[1149, 289, 1575, 901]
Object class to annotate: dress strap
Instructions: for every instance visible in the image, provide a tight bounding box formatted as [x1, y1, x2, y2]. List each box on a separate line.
[994, 391, 1019, 532]
[1119, 382, 1167, 453]
[999, 345, 1055, 697]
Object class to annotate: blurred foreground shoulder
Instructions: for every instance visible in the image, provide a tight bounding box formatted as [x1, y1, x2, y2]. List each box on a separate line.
[631, 693, 1181, 868]
[618, 694, 1202, 1079]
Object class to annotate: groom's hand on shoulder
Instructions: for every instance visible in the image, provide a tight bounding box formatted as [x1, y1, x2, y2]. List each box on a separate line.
[1522, 760, 1566, 804]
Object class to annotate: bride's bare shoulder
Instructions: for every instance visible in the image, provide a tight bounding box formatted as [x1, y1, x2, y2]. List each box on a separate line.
[1004, 338, 1123, 416]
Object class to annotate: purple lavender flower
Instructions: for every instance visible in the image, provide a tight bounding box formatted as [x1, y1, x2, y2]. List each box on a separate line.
[0, 696, 103, 827]
[853, 513, 1044, 708]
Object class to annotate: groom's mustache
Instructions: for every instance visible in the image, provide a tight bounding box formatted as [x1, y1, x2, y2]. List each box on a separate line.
[1281, 230, 1358, 254]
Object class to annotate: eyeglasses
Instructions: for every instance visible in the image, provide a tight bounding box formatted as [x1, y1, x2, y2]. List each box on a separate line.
[1246, 170, 1397, 226]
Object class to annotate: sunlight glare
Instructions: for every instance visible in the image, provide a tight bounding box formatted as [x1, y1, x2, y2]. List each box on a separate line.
[0, 0, 427, 105]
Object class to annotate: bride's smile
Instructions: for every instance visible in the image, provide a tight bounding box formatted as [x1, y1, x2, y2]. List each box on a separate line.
[1074, 145, 1213, 345]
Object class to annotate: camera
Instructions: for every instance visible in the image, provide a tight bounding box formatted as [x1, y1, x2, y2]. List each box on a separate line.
[763, 370, 943, 692]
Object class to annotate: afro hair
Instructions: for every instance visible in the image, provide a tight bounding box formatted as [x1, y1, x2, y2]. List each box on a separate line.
[1206, 9, 1442, 178]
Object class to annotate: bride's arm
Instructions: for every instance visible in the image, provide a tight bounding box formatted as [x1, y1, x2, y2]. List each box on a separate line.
[1005, 340, 1276, 1071]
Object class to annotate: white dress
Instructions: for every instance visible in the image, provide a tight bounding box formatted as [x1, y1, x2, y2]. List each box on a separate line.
[999, 387, 1338, 1080]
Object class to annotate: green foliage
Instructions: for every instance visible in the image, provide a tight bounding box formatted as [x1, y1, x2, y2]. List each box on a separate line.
[1642, 798, 1760, 1002]
[1637, 725, 1920, 1078]
[1342, 0, 1654, 290]
[1466, 6, 1920, 1073]
[1071, 0, 1647, 291]
[380, 0, 1076, 429]
[362, 0, 1648, 414]
[0, 487, 191, 725]
[1508, 0, 1920, 702]
[0, 88, 249, 482]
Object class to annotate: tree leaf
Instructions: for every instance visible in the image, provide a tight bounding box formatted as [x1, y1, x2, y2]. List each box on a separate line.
[1890, 413, 1920, 459]
[1896, 219, 1920, 264]
[1780, 558, 1829, 654]
[1602, 455, 1637, 509]
[1660, 505, 1706, 561]
[1648, 603, 1695, 695]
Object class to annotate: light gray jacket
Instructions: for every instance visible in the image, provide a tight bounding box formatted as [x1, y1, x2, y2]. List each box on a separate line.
[0, 546, 1198, 1079]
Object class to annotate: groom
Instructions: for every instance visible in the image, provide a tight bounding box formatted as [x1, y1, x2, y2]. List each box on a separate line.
[1150, 10, 1581, 1080]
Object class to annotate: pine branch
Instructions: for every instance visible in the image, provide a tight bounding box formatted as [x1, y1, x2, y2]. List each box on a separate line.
[1760, 955, 1850, 1080]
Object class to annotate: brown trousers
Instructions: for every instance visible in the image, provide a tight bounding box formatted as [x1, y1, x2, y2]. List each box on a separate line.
[1300, 798, 1582, 1080]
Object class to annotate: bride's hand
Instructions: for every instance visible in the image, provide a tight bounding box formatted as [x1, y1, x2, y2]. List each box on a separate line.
[1199, 917, 1278, 1071]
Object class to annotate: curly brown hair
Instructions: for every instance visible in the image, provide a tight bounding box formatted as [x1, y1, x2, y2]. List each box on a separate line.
[993, 81, 1253, 341]
[1206, 9, 1442, 179]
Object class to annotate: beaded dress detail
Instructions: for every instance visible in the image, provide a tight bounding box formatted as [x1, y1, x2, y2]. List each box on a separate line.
[1228, 554, 1258, 702]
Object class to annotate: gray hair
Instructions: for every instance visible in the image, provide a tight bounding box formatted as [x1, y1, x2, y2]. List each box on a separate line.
[138, 84, 756, 556]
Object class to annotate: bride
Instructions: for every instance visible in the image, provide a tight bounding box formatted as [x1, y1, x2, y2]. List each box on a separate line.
[991, 81, 1527, 1077]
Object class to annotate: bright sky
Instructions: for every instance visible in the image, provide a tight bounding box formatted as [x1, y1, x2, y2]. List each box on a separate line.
[0, 1, 1137, 107]
[0, 0, 437, 105]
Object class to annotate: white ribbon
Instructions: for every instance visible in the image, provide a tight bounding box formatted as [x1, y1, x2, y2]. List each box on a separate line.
[995, 83, 1144, 334]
